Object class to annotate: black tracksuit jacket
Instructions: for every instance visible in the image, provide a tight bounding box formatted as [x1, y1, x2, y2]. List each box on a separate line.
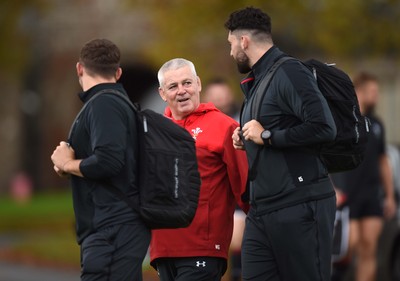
[240, 46, 337, 215]
[68, 83, 140, 244]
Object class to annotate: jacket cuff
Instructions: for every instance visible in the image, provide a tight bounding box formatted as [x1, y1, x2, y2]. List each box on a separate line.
[79, 157, 98, 179]
[270, 129, 286, 147]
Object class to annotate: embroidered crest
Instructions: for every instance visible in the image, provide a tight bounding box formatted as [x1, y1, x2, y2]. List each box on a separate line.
[191, 127, 203, 140]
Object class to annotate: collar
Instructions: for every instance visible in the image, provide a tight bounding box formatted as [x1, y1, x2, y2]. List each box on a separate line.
[239, 46, 285, 98]
[240, 45, 285, 83]
[164, 102, 220, 126]
[251, 45, 284, 79]
[78, 83, 127, 103]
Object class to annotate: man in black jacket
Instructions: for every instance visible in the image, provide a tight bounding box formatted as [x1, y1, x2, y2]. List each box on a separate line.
[51, 39, 150, 281]
[225, 7, 337, 281]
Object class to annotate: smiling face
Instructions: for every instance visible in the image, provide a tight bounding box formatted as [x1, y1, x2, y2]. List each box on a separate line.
[159, 65, 202, 120]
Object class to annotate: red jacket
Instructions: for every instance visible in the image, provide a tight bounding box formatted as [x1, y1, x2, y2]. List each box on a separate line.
[150, 103, 249, 262]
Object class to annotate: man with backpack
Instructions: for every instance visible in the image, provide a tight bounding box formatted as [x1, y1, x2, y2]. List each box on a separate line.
[226, 7, 337, 281]
[51, 38, 150, 281]
[150, 58, 249, 281]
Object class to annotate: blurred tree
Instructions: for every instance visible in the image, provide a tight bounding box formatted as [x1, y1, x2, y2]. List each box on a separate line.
[1, 0, 399, 86]
[124, 0, 246, 83]
[122, 0, 400, 101]
[126, 0, 400, 65]
[0, 0, 47, 77]
[0, 1, 49, 194]
[260, 0, 400, 59]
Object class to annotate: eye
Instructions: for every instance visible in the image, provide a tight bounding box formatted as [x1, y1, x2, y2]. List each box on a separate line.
[168, 85, 177, 90]
[183, 81, 192, 86]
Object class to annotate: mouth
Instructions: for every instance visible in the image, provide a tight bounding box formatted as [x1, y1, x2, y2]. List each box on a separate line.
[177, 97, 190, 103]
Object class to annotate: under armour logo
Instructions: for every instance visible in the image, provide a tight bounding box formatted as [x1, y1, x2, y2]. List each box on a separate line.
[298, 176, 304, 182]
[196, 261, 206, 267]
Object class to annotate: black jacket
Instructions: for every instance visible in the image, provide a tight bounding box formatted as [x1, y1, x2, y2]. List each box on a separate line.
[241, 46, 337, 214]
[69, 83, 140, 244]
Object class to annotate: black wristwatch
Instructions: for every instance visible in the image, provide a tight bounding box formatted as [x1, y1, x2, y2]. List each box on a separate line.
[261, 130, 272, 146]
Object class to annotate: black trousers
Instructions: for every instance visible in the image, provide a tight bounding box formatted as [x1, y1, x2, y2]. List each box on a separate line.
[156, 257, 227, 281]
[80, 223, 151, 281]
[242, 197, 336, 281]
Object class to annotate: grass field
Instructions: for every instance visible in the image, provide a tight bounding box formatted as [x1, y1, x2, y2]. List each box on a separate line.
[0, 192, 74, 232]
[0, 191, 158, 276]
[0, 192, 234, 280]
[0, 192, 80, 268]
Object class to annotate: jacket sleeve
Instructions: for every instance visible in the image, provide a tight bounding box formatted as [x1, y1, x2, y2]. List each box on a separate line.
[223, 122, 250, 213]
[79, 96, 129, 179]
[270, 61, 337, 148]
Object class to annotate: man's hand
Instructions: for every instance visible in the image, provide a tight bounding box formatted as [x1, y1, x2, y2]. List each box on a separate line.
[232, 127, 245, 150]
[51, 141, 75, 176]
[53, 165, 69, 178]
[242, 120, 264, 145]
[383, 195, 396, 219]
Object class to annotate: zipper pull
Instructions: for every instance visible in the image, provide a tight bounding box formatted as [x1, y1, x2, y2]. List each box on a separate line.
[143, 116, 148, 132]
[365, 117, 370, 133]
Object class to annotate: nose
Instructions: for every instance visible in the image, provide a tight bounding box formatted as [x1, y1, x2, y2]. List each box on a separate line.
[177, 84, 186, 95]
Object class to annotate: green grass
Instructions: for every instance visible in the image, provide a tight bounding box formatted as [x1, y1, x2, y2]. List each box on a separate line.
[0, 192, 74, 232]
[0, 192, 152, 271]
[0, 192, 79, 267]
[10, 230, 80, 268]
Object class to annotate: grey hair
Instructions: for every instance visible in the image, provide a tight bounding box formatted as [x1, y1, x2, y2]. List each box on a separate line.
[157, 58, 197, 87]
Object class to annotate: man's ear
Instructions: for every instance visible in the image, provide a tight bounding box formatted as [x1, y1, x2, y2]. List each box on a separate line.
[197, 76, 202, 93]
[76, 62, 84, 77]
[240, 35, 249, 50]
[158, 87, 167, 102]
[115, 67, 122, 81]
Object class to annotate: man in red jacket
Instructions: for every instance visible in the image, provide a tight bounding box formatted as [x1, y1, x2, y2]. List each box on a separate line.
[150, 58, 249, 281]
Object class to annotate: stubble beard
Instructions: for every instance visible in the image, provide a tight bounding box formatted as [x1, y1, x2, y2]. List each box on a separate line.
[236, 50, 251, 74]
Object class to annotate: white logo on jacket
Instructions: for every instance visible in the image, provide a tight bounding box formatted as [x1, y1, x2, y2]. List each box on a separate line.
[191, 127, 203, 140]
[196, 261, 206, 267]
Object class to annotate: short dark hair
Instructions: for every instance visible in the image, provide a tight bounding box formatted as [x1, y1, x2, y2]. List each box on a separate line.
[79, 39, 120, 78]
[353, 72, 378, 89]
[225, 7, 271, 35]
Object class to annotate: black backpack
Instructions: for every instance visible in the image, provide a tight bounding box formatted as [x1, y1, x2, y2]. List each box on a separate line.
[69, 89, 201, 229]
[250, 56, 369, 175]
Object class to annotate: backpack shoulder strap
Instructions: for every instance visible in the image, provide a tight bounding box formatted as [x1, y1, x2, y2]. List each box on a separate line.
[101, 89, 140, 112]
[93, 90, 142, 213]
[251, 56, 293, 120]
[67, 88, 141, 213]
[247, 56, 293, 181]
[67, 89, 115, 141]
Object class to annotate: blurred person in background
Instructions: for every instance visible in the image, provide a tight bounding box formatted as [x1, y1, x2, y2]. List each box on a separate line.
[331, 72, 396, 281]
[51, 39, 150, 281]
[202, 78, 241, 121]
[203, 78, 245, 281]
[150, 58, 249, 281]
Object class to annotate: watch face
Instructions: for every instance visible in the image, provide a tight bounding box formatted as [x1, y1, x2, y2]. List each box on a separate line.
[262, 130, 271, 139]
